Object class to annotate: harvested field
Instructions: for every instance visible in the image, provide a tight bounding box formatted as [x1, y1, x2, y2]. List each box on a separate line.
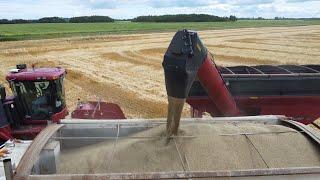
[58, 122, 320, 174]
[1, 25, 320, 118]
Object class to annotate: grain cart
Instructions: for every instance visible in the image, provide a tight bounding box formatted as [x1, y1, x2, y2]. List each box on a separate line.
[4, 116, 320, 179]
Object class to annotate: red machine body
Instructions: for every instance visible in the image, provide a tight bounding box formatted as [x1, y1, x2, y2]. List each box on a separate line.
[188, 96, 320, 125]
[0, 65, 125, 142]
[187, 55, 320, 125]
[71, 101, 125, 119]
[197, 55, 240, 116]
[6, 67, 66, 81]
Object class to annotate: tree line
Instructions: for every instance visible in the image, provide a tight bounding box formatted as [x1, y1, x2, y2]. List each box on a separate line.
[0, 16, 114, 24]
[0, 14, 238, 24]
[239, 17, 320, 20]
[132, 14, 237, 22]
[2, 15, 320, 24]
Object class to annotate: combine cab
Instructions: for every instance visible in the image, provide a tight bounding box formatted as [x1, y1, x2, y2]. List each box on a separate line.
[0, 64, 125, 142]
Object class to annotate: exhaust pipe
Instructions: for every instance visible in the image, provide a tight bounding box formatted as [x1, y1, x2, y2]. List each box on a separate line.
[163, 30, 239, 138]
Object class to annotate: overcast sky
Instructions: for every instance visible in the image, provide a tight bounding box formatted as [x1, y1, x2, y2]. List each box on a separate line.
[0, 0, 319, 19]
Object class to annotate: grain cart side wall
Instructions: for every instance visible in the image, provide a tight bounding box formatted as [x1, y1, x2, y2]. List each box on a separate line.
[12, 116, 320, 179]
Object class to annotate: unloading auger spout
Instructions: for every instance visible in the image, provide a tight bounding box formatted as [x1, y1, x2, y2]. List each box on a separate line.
[162, 29, 240, 137]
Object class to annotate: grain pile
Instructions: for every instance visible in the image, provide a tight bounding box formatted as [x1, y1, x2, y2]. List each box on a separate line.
[58, 122, 320, 174]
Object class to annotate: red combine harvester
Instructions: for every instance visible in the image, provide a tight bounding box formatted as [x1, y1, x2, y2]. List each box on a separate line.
[0, 64, 125, 142]
[163, 29, 320, 127]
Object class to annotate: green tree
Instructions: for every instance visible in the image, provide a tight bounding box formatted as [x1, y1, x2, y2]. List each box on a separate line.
[69, 16, 114, 23]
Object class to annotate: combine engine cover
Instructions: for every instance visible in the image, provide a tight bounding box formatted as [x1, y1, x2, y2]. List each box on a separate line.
[71, 101, 126, 119]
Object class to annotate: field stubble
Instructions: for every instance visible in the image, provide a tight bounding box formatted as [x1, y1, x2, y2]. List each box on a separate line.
[0, 25, 320, 119]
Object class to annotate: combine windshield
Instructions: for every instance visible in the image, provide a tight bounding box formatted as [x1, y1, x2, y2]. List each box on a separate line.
[10, 77, 66, 120]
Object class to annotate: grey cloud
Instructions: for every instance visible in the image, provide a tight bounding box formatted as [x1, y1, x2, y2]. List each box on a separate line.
[218, 0, 275, 6]
[74, 0, 278, 10]
[287, 0, 320, 2]
[147, 0, 276, 8]
[89, 1, 117, 9]
[73, 0, 120, 9]
[147, 0, 211, 8]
